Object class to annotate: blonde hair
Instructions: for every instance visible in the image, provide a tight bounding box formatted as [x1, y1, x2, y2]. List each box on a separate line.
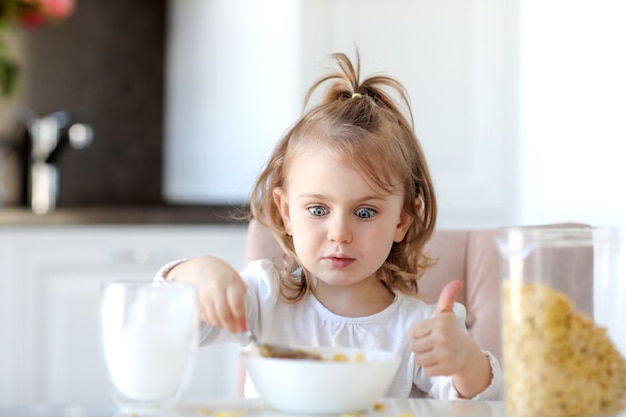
[250, 51, 437, 301]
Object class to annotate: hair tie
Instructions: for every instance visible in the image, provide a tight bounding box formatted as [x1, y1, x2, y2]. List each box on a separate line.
[351, 92, 362, 99]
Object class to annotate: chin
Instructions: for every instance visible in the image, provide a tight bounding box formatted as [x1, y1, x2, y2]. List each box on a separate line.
[314, 270, 376, 288]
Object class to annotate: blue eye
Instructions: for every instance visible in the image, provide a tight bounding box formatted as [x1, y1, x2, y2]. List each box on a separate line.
[355, 207, 376, 219]
[308, 206, 328, 217]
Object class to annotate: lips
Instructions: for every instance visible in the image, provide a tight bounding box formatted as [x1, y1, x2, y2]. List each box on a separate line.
[323, 254, 355, 269]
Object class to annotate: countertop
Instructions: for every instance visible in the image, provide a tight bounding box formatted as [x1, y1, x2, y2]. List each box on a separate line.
[0, 398, 510, 417]
[0, 205, 249, 226]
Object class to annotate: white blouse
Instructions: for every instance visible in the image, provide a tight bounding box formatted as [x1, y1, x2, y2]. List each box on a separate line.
[156, 259, 503, 400]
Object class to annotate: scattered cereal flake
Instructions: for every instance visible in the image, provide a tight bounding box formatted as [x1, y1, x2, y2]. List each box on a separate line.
[372, 402, 385, 411]
[196, 408, 211, 415]
[397, 413, 416, 417]
[213, 410, 245, 417]
[341, 412, 362, 417]
[333, 353, 349, 361]
[128, 413, 138, 417]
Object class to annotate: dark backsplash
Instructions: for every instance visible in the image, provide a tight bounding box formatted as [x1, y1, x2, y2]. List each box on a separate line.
[12, 0, 167, 207]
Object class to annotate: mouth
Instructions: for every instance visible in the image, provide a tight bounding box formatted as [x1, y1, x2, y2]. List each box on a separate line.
[323, 254, 355, 269]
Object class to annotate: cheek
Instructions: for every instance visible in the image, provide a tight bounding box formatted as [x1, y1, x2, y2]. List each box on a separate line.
[374, 218, 401, 240]
[292, 235, 315, 263]
[290, 221, 319, 252]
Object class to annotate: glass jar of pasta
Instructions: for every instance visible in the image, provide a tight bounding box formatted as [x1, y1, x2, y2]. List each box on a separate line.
[496, 226, 626, 417]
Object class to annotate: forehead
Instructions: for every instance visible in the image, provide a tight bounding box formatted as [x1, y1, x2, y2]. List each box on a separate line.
[285, 146, 401, 198]
[283, 129, 407, 193]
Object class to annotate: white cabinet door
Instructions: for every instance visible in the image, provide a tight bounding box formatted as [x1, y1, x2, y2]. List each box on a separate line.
[0, 225, 247, 407]
[0, 234, 18, 406]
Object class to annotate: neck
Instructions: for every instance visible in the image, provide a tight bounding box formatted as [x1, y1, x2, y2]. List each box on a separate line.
[312, 277, 395, 317]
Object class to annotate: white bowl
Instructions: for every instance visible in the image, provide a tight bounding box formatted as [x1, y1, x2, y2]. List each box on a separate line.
[242, 345, 401, 414]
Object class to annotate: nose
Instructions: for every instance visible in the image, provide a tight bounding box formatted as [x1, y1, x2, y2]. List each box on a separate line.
[327, 214, 353, 244]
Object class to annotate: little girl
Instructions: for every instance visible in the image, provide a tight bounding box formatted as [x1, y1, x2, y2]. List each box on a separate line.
[157, 51, 503, 400]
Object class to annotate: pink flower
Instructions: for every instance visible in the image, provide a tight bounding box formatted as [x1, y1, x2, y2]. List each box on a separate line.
[13, 0, 75, 28]
[39, 0, 75, 19]
[18, 10, 46, 28]
[0, 0, 75, 96]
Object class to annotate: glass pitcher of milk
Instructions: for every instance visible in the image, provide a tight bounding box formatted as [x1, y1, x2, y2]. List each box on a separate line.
[100, 280, 199, 414]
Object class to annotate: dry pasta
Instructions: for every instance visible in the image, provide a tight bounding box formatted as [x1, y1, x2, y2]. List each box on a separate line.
[502, 280, 626, 417]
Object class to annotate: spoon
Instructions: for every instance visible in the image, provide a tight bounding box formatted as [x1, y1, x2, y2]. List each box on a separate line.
[243, 329, 322, 360]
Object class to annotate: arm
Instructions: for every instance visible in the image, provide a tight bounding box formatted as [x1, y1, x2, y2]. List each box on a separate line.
[165, 256, 248, 333]
[410, 281, 496, 398]
[450, 335, 492, 397]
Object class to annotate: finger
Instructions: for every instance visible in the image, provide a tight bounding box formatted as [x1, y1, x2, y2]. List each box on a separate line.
[226, 283, 247, 332]
[423, 359, 458, 377]
[410, 319, 433, 339]
[411, 335, 434, 355]
[212, 293, 239, 332]
[434, 280, 463, 315]
[415, 350, 455, 377]
[420, 362, 447, 377]
[199, 301, 218, 327]
[413, 351, 437, 371]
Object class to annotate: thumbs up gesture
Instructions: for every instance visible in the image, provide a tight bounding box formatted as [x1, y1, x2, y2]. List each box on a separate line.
[410, 280, 472, 377]
[434, 280, 463, 316]
[411, 280, 496, 398]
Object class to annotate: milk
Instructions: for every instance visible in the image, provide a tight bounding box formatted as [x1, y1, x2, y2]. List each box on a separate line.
[100, 281, 198, 408]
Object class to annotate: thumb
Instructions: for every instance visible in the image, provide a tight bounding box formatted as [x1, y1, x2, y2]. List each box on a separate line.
[434, 280, 463, 315]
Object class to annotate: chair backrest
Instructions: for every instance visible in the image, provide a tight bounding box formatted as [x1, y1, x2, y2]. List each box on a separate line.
[244, 220, 593, 364]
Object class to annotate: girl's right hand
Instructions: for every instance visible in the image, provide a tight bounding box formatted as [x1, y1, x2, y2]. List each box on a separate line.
[165, 256, 248, 333]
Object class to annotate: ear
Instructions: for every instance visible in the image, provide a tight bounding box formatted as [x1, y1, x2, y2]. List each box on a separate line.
[273, 187, 292, 235]
[393, 198, 420, 242]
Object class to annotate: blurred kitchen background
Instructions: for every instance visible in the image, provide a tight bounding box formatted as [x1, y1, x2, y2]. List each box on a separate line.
[0, 0, 623, 227]
[0, 0, 165, 208]
[0, 0, 625, 408]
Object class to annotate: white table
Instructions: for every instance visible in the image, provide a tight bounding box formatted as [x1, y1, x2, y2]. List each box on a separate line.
[0, 398, 506, 417]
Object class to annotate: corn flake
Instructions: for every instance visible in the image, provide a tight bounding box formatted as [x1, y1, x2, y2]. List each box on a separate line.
[502, 281, 626, 417]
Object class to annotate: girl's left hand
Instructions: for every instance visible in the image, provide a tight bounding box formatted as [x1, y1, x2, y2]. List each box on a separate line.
[410, 281, 474, 376]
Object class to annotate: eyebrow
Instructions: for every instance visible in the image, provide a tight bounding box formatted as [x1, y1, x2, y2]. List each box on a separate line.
[297, 193, 389, 203]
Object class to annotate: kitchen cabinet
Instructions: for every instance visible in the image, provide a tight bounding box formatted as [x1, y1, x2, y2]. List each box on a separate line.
[0, 224, 248, 407]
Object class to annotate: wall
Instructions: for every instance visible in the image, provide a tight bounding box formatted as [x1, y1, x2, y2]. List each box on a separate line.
[0, 0, 166, 207]
[164, 0, 301, 205]
[3, 1, 623, 227]
[164, 0, 522, 228]
[519, 0, 626, 227]
[165, 0, 626, 228]
[322, 0, 521, 229]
